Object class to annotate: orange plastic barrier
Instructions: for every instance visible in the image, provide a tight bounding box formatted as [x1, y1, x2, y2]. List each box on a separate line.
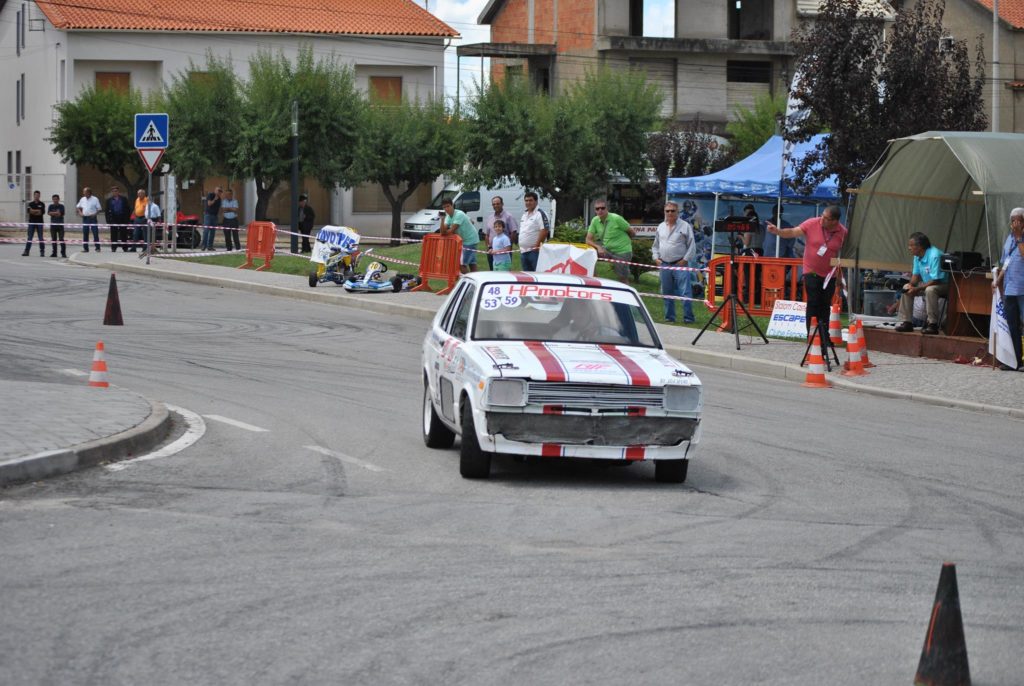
[238, 221, 276, 272]
[707, 255, 843, 332]
[412, 233, 462, 295]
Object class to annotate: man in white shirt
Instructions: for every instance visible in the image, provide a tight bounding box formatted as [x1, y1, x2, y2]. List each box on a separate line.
[517, 191, 550, 271]
[75, 187, 103, 252]
[652, 201, 696, 323]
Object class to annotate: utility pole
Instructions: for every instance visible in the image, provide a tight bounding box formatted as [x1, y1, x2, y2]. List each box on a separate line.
[290, 100, 299, 254]
[993, 0, 1000, 131]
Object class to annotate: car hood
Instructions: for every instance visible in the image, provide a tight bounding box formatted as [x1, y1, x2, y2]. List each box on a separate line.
[477, 341, 699, 386]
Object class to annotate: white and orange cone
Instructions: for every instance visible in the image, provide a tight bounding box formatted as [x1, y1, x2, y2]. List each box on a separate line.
[856, 317, 876, 368]
[829, 304, 844, 348]
[803, 321, 832, 388]
[88, 341, 109, 388]
[842, 321, 867, 377]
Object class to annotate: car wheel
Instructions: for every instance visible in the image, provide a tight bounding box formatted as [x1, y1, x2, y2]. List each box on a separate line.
[422, 381, 455, 449]
[655, 459, 688, 483]
[391, 276, 403, 292]
[308, 268, 319, 288]
[459, 400, 492, 479]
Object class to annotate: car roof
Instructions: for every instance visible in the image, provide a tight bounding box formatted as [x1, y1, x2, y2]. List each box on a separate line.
[462, 271, 636, 291]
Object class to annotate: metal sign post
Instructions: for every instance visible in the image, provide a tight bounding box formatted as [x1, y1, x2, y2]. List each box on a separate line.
[135, 113, 169, 265]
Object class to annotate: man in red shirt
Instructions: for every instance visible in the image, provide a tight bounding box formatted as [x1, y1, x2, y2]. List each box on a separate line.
[767, 205, 847, 336]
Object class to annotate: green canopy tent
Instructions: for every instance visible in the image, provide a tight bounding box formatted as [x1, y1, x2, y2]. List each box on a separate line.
[847, 131, 1024, 270]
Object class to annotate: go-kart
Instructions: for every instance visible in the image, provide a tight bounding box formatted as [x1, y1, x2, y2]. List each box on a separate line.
[343, 260, 422, 293]
[308, 246, 370, 287]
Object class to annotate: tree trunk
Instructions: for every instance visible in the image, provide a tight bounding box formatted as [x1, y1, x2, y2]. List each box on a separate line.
[253, 179, 279, 221]
[381, 182, 421, 248]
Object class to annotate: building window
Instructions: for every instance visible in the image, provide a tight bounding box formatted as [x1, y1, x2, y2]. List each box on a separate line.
[369, 76, 403, 104]
[59, 60, 66, 102]
[728, 0, 773, 40]
[6, 151, 12, 184]
[20, 73, 25, 121]
[726, 61, 772, 84]
[16, 77, 21, 125]
[16, 9, 21, 57]
[95, 72, 130, 93]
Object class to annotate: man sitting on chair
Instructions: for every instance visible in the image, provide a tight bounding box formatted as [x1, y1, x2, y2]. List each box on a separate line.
[894, 232, 949, 335]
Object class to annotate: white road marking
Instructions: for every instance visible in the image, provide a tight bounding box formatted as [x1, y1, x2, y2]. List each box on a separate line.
[202, 414, 269, 432]
[106, 405, 206, 472]
[60, 368, 89, 377]
[305, 445, 385, 472]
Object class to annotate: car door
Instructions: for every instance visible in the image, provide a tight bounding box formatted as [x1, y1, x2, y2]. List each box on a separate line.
[436, 283, 477, 423]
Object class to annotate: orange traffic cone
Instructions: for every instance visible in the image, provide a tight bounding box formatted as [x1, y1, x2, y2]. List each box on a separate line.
[842, 320, 867, 376]
[829, 304, 843, 348]
[103, 273, 124, 326]
[88, 341, 109, 388]
[914, 562, 970, 686]
[856, 317, 876, 368]
[803, 319, 831, 388]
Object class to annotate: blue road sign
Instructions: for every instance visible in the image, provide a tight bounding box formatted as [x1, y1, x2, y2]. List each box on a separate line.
[135, 113, 169, 149]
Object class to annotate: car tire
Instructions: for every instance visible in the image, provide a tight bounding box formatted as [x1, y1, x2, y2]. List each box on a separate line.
[459, 400, 491, 479]
[308, 268, 318, 288]
[655, 459, 688, 483]
[391, 276, 403, 292]
[423, 381, 455, 449]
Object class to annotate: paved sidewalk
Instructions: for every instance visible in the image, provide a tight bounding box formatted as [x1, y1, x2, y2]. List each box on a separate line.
[3, 249, 1020, 486]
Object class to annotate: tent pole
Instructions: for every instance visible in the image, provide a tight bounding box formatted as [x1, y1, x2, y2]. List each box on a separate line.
[711, 193, 720, 257]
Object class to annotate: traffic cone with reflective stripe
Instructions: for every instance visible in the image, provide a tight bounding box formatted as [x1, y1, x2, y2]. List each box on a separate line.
[803, 319, 831, 388]
[842, 320, 867, 376]
[856, 317, 876, 368]
[829, 304, 843, 348]
[914, 563, 970, 686]
[88, 341, 109, 388]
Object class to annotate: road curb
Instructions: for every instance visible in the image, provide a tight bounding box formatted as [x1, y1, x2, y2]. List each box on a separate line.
[0, 398, 172, 486]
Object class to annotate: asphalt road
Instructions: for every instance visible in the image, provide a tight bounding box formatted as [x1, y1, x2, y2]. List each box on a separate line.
[1, 255, 1022, 685]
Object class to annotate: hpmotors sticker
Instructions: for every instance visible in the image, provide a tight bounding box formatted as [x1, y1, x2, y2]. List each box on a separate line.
[481, 282, 634, 305]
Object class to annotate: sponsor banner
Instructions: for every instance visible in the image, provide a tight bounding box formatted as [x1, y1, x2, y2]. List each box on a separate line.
[989, 289, 1017, 368]
[765, 299, 807, 338]
[311, 225, 360, 264]
[536, 243, 598, 276]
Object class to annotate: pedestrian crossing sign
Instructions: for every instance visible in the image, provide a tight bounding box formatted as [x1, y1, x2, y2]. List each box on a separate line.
[134, 113, 169, 150]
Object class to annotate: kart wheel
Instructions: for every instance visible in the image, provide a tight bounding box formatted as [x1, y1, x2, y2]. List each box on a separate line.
[654, 459, 688, 484]
[391, 276, 403, 292]
[423, 381, 455, 449]
[459, 400, 492, 479]
[308, 267, 318, 288]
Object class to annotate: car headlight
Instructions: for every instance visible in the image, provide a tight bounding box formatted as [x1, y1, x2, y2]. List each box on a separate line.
[664, 384, 702, 413]
[486, 379, 527, 407]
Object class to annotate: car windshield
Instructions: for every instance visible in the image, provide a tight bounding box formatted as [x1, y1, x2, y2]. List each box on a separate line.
[472, 283, 659, 347]
[426, 189, 459, 210]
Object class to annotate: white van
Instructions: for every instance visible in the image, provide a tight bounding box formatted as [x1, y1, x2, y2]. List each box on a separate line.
[402, 184, 553, 240]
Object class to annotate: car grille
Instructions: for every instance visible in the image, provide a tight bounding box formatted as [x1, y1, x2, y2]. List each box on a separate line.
[526, 382, 664, 408]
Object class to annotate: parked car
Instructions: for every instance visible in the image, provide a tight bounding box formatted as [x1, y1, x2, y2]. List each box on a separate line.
[402, 184, 554, 241]
[421, 272, 703, 482]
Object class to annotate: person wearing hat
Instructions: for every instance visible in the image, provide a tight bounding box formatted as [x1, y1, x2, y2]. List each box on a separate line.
[298, 194, 315, 253]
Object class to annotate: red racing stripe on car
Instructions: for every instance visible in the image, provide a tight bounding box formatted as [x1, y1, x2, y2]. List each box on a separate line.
[543, 405, 564, 414]
[524, 341, 567, 382]
[578, 276, 602, 287]
[542, 443, 563, 457]
[627, 407, 647, 417]
[598, 344, 651, 386]
[512, 273, 536, 283]
[624, 446, 646, 461]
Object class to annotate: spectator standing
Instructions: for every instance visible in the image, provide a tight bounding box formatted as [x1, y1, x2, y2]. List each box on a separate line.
[488, 219, 513, 271]
[24, 190, 46, 257]
[298, 194, 315, 253]
[652, 201, 696, 324]
[767, 205, 847, 336]
[132, 189, 152, 252]
[517, 192, 550, 272]
[741, 203, 763, 255]
[221, 188, 241, 251]
[484, 196, 518, 270]
[440, 197, 479, 273]
[993, 207, 1024, 370]
[894, 232, 949, 335]
[105, 186, 131, 252]
[585, 200, 635, 284]
[202, 187, 222, 250]
[761, 206, 795, 258]
[75, 187, 102, 252]
[48, 194, 66, 258]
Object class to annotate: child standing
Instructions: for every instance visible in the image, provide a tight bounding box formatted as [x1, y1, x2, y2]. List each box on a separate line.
[489, 219, 512, 271]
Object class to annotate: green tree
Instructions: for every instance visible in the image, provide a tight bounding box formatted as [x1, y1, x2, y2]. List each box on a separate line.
[645, 119, 730, 205]
[788, 0, 986, 197]
[49, 86, 157, 192]
[163, 54, 242, 187]
[725, 93, 786, 160]
[350, 97, 464, 243]
[462, 68, 662, 220]
[235, 47, 363, 220]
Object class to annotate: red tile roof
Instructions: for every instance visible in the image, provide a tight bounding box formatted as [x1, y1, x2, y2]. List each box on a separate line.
[36, 0, 458, 36]
[975, 0, 1024, 29]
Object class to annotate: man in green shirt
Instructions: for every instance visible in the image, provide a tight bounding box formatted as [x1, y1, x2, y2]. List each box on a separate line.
[586, 201, 635, 283]
[440, 198, 480, 273]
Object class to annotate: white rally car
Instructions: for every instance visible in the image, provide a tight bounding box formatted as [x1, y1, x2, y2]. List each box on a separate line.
[421, 272, 703, 482]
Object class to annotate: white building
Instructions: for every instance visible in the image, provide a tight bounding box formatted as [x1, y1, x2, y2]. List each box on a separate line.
[1, 0, 457, 233]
